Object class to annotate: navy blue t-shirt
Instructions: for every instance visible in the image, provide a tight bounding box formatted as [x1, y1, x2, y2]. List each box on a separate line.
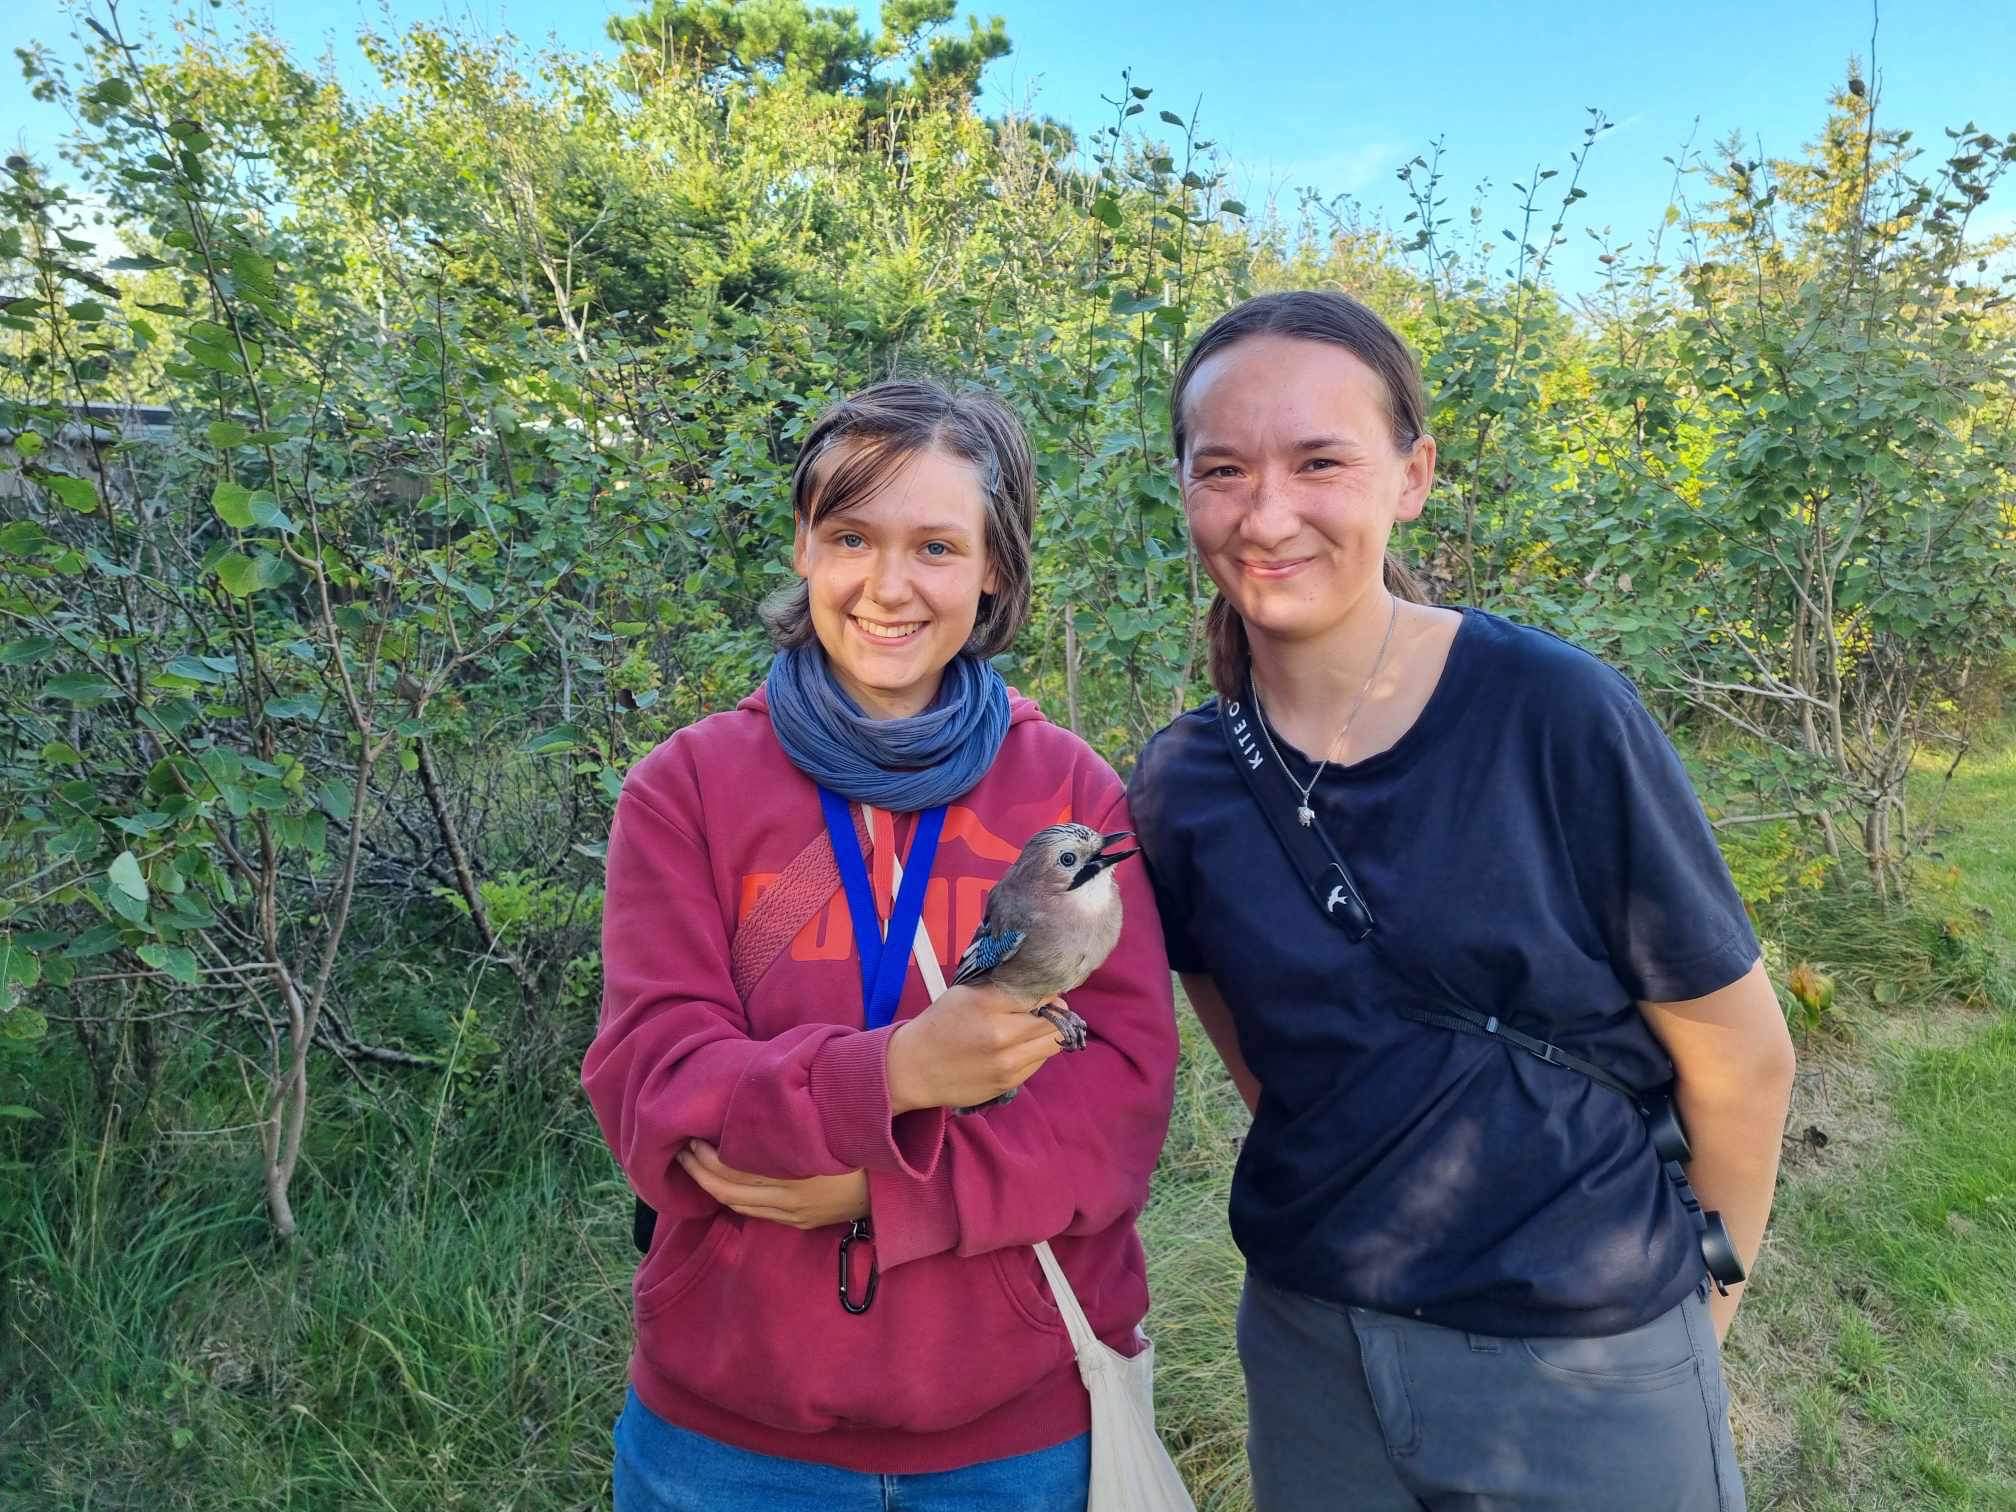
[1126, 609, 1760, 1338]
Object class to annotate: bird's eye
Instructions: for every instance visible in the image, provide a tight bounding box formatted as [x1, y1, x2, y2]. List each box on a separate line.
[1058, 851, 1078, 868]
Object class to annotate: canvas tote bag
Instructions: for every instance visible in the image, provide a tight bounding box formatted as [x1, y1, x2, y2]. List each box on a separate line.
[880, 805, 1196, 1512]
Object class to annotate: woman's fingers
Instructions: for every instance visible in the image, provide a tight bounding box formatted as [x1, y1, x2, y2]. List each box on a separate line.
[679, 1143, 776, 1210]
[684, 1139, 761, 1183]
[728, 1204, 805, 1227]
[887, 984, 1088, 1112]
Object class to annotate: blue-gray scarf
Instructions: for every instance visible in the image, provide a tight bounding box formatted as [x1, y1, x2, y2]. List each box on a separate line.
[765, 644, 1012, 811]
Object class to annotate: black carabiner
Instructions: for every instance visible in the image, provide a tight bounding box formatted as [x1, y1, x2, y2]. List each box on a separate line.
[838, 1217, 878, 1315]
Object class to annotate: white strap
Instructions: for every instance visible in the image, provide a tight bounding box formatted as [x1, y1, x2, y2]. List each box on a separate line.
[876, 804, 1090, 1347]
[1032, 1231, 1101, 1354]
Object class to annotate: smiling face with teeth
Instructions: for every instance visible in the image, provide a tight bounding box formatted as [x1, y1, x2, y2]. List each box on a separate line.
[792, 440, 1000, 720]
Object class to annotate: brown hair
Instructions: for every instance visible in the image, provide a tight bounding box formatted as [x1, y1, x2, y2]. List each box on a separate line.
[761, 378, 1037, 658]
[1170, 291, 1433, 700]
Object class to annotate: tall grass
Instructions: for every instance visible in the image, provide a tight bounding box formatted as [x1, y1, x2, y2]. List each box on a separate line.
[1140, 1011, 1252, 1510]
[1, 1042, 634, 1510]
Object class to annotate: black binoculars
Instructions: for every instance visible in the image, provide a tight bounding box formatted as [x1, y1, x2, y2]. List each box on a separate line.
[1643, 1095, 1746, 1294]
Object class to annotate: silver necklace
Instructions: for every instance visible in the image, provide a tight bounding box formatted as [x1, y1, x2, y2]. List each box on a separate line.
[1251, 596, 1400, 827]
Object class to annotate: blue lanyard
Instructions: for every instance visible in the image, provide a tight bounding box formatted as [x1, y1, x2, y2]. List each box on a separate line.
[818, 788, 946, 1030]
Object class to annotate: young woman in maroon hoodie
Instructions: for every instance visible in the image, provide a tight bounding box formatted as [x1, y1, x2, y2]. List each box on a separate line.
[582, 379, 1179, 1509]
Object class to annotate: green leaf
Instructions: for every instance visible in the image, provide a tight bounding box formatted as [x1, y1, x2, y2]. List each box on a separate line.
[0, 934, 41, 1007]
[1158, 110, 1186, 128]
[108, 850, 149, 902]
[162, 893, 217, 928]
[42, 474, 99, 512]
[108, 254, 171, 271]
[523, 724, 587, 755]
[1220, 200, 1248, 217]
[49, 821, 101, 862]
[207, 420, 250, 448]
[137, 943, 199, 986]
[214, 551, 289, 597]
[247, 492, 296, 532]
[105, 885, 149, 925]
[262, 694, 324, 721]
[0, 637, 58, 666]
[64, 924, 124, 959]
[43, 674, 120, 706]
[163, 655, 225, 684]
[1091, 197, 1122, 229]
[229, 248, 278, 294]
[0, 1105, 40, 1121]
[212, 481, 254, 527]
[0, 521, 49, 555]
[92, 77, 134, 107]
[0, 1007, 47, 1043]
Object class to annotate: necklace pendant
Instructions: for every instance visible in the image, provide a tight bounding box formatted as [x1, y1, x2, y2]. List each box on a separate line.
[1297, 805, 1315, 827]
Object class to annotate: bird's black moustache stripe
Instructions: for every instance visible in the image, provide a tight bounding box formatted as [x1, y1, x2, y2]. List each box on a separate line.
[1068, 833, 1138, 890]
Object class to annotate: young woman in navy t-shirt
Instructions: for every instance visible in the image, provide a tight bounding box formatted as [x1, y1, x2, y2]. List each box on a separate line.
[1127, 292, 1795, 1511]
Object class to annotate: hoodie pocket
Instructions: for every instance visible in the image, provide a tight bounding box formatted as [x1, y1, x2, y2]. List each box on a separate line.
[634, 1214, 737, 1322]
[989, 1244, 1068, 1332]
[633, 1221, 1076, 1436]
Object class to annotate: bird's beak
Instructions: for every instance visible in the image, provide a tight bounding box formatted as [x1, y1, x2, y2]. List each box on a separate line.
[1068, 832, 1139, 890]
[1096, 830, 1139, 867]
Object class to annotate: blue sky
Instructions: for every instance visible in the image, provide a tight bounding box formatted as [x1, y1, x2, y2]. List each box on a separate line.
[7, 0, 2014, 293]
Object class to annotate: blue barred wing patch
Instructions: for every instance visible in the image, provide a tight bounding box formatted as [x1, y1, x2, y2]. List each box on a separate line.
[951, 924, 1025, 986]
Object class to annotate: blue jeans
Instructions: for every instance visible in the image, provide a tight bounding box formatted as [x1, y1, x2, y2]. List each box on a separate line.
[612, 1387, 1091, 1511]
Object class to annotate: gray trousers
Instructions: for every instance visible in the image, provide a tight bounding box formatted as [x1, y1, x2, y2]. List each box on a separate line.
[1238, 1273, 1745, 1512]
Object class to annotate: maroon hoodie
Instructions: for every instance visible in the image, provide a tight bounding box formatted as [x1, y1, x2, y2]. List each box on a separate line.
[582, 687, 1179, 1473]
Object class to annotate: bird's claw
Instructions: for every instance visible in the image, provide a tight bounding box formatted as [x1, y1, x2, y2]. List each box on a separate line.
[956, 1087, 1018, 1116]
[1033, 996, 1088, 1052]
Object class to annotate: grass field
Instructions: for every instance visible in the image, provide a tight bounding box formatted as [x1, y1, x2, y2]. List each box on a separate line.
[1712, 726, 2016, 1511]
[2, 728, 2012, 1510]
